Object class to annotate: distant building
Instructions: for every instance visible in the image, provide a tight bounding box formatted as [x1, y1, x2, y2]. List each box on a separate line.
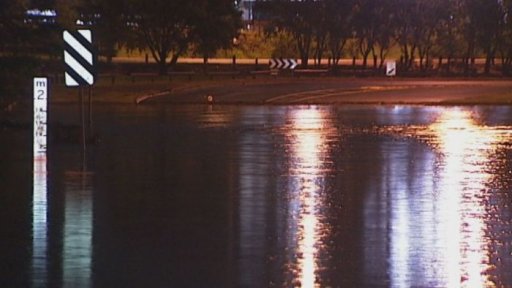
[238, 0, 255, 22]
[25, 9, 57, 24]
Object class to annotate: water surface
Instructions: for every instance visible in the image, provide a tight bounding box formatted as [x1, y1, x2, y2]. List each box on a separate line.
[1, 105, 512, 287]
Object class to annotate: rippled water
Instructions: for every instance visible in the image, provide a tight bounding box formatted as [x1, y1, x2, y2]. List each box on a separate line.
[1, 105, 512, 287]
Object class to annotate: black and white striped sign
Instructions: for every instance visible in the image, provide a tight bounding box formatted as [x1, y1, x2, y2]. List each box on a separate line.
[269, 58, 298, 70]
[63, 30, 95, 87]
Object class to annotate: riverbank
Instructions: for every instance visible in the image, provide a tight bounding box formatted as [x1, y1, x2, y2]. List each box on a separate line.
[49, 76, 512, 105]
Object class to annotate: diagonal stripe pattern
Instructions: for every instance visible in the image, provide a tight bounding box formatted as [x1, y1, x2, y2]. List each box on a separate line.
[63, 30, 95, 87]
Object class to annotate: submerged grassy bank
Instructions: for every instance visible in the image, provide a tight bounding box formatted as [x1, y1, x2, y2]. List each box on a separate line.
[46, 75, 512, 106]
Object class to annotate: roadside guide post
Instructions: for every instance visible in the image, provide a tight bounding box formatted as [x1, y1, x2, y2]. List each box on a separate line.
[63, 30, 95, 87]
[63, 29, 96, 155]
[386, 60, 397, 77]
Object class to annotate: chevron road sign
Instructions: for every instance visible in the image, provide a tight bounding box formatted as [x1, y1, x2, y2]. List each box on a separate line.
[63, 30, 95, 87]
[269, 58, 298, 70]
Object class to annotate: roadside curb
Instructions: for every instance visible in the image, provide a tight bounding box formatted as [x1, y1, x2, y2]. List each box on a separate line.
[135, 89, 172, 104]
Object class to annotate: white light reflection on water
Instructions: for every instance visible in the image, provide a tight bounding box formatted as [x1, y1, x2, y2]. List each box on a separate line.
[430, 109, 504, 288]
[286, 107, 334, 288]
[32, 155, 48, 288]
[383, 107, 512, 287]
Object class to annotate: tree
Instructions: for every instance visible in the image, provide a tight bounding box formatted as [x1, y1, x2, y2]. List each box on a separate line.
[0, 0, 42, 100]
[432, 0, 462, 73]
[79, 0, 127, 63]
[256, 0, 321, 67]
[353, 0, 379, 68]
[373, 0, 395, 69]
[498, 0, 512, 75]
[415, 0, 446, 72]
[126, 0, 241, 74]
[393, 0, 420, 71]
[457, 0, 482, 74]
[126, 0, 195, 74]
[0, 0, 33, 56]
[193, 0, 242, 65]
[473, 0, 505, 74]
[324, 0, 354, 67]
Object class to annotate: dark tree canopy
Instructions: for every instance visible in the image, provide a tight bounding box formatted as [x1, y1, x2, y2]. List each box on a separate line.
[124, 0, 242, 74]
[1, 0, 33, 55]
[2, 0, 512, 90]
[193, 0, 242, 63]
[79, 0, 127, 62]
[125, 0, 195, 74]
[256, 0, 512, 74]
[3, 0, 243, 75]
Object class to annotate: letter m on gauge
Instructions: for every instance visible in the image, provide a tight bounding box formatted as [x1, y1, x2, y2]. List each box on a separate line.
[63, 30, 95, 87]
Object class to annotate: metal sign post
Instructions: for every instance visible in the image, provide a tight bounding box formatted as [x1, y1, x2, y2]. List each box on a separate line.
[63, 29, 96, 156]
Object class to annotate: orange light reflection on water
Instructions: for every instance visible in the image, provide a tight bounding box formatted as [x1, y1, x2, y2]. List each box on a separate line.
[429, 109, 509, 287]
[287, 107, 332, 288]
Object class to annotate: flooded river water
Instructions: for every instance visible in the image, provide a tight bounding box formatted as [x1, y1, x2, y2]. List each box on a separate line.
[1, 105, 512, 287]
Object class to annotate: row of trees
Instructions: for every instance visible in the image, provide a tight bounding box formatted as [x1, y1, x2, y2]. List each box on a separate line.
[3, 0, 512, 98]
[257, 0, 512, 75]
[0, 0, 241, 79]
[83, 0, 242, 74]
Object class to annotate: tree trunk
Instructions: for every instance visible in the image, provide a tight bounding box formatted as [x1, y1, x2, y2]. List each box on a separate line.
[372, 47, 377, 69]
[362, 48, 371, 68]
[203, 55, 209, 73]
[378, 47, 387, 69]
[158, 60, 167, 75]
[501, 55, 507, 76]
[401, 43, 409, 71]
[464, 41, 474, 76]
[315, 35, 325, 67]
[301, 54, 309, 68]
[297, 34, 311, 68]
[484, 46, 494, 75]
[484, 56, 492, 75]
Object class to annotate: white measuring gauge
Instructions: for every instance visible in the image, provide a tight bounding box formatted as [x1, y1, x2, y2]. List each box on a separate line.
[34, 77, 48, 156]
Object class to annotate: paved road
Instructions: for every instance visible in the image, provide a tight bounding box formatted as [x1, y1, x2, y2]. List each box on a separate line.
[143, 77, 512, 105]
